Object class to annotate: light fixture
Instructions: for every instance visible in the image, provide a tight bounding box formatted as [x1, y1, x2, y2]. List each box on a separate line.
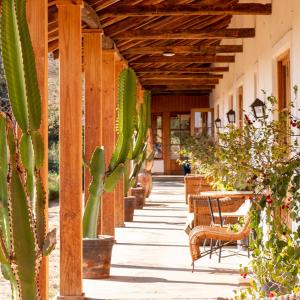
[162, 52, 175, 57]
[227, 109, 236, 124]
[250, 98, 267, 119]
[215, 117, 222, 129]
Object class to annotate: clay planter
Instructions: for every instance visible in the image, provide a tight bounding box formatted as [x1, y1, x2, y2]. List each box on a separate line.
[130, 187, 145, 209]
[124, 196, 136, 222]
[83, 235, 115, 279]
[138, 170, 153, 198]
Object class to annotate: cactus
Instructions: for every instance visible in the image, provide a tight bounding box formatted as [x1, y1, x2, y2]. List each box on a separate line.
[83, 68, 137, 239]
[0, 1, 56, 299]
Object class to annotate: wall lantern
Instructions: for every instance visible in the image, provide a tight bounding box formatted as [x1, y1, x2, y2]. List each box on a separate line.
[215, 117, 222, 129]
[226, 109, 236, 124]
[250, 98, 267, 119]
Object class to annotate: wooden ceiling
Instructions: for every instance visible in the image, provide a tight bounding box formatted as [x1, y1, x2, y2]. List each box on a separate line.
[48, 0, 272, 94]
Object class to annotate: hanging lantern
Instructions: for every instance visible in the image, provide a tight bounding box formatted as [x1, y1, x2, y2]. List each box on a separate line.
[226, 109, 236, 124]
[215, 117, 222, 129]
[250, 98, 267, 119]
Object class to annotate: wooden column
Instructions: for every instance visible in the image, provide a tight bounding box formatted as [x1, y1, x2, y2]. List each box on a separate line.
[26, 0, 48, 299]
[83, 30, 102, 204]
[163, 112, 170, 174]
[101, 49, 116, 236]
[114, 55, 125, 227]
[57, 1, 84, 299]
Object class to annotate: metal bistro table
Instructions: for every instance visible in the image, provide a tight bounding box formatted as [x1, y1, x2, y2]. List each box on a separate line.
[199, 191, 255, 262]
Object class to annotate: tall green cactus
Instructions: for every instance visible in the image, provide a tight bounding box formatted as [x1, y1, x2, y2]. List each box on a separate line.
[83, 68, 137, 239]
[0, 1, 56, 299]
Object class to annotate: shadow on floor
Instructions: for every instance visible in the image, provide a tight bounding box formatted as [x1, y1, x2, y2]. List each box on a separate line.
[125, 226, 184, 231]
[116, 242, 188, 248]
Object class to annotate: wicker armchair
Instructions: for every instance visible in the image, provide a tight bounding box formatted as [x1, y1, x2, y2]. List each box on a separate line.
[189, 215, 250, 264]
[184, 175, 213, 204]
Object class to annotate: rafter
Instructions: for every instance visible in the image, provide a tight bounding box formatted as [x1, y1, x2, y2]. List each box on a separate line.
[135, 67, 230, 73]
[114, 28, 255, 40]
[99, 3, 272, 17]
[141, 78, 219, 85]
[139, 74, 223, 80]
[143, 85, 215, 91]
[123, 45, 243, 55]
[130, 54, 235, 64]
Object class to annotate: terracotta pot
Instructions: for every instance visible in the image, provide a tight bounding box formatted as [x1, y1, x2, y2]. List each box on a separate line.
[138, 171, 152, 198]
[83, 235, 115, 279]
[130, 187, 145, 209]
[124, 196, 136, 222]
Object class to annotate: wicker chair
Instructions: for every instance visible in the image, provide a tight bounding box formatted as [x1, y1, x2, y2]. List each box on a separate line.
[189, 215, 250, 266]
[184, 175, 213, 204]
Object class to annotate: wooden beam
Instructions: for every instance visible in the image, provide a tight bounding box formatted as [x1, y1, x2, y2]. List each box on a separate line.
[100, 3, 272, 17]
[123, 45, 243, 55]
[83, 30, 102, 209]
[144, 85, 214, 91]
[130, 55, 235, 64]
[140, 74, 223, 80]
[142, 79, 218, 85]
[115, 28, 255, 40]
[57, 0, 84, 298]
[82, 2, 101, 29]
[101, 49, 116, 236]
[136, 67, 229, 73]
[27, 0, 49, 299]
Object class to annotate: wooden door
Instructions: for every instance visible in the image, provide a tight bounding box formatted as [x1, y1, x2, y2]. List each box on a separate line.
[169, 114, 191, 175]
[190, 108, 214, 137]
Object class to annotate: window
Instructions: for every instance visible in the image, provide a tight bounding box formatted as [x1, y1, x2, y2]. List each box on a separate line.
[152, 115, 163, 159]
[191, 109, 214, 136]
[170, 114, 190, 160]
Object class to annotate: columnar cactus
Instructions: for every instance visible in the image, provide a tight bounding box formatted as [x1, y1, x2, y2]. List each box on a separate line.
[83, 68, 137, 238]
[0, 0, 56, 299]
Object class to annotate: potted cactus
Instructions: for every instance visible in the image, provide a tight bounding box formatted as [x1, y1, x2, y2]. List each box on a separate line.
[82, 68, 136, 279]
[0, 0, 56, 299]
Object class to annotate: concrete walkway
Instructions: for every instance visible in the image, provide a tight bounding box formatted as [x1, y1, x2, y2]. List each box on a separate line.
[84, 181, 248, 300]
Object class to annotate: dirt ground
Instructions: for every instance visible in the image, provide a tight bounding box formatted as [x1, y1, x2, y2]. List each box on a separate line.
[0, 200, 60, 300]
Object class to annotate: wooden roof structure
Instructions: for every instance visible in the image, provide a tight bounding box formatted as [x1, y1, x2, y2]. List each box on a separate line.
[48, 1, 272, 94]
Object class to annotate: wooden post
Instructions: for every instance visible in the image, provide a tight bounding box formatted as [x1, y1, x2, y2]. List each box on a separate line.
[83, 30, 103, 205]
[114, 55, 125, 227]
[57, 1, 84, 299]
[101, 49, 116, 236]
[26, 0, 48, 299]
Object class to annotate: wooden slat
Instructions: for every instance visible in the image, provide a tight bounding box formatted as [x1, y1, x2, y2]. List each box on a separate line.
[57, 0, 84, 298]
[114, 28, 255, 40]
[142, 79, 218, 85]
[100, 3, 272, 17]
[136, 67, 229, 73]
[123, 44, 243, 55]
[27, 0, 49, 299]
[130, 55, 235, 64]
[140, 74, 223, 80]
[144, 85, 215, 90]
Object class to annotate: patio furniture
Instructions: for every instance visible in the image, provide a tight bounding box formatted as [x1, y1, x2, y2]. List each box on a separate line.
[184, 174, 213, 204]
[189, 214, 251, 270]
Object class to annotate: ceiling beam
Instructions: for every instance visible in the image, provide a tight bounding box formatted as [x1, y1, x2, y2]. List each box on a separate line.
[123, 45, 243, 55]
[139, 74, 223, 80]
[130, 54, 235, 64]
[114, 28, 255, 40]
[136, 67, 230, 73]
[82, 2, 102, 29]
[143, 85, 215, 91]
[100, 3, 272, 17]
[141, 79, 219, 85]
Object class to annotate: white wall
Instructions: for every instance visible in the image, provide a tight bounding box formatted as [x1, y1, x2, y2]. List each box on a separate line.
[211, 0, 300, 122]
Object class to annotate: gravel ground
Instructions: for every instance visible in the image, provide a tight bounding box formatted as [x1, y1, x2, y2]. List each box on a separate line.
[0, 200, 60, 300]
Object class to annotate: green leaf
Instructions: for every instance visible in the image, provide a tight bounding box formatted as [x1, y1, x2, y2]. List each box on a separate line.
[31, 131, 44, 168]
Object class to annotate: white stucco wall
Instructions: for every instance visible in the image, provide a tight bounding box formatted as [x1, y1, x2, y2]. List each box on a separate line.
[211, 0, 300, 122]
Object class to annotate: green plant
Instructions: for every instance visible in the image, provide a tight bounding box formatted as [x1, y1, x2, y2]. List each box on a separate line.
[124, 91, 152, 195]
[83, 68, 137, 238]
[0, 0, 56, 299]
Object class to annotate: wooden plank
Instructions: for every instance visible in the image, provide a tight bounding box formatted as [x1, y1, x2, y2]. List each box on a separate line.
[144, 85, 215, 91]
[114, 28, 255, 40]
[136, 67, 229, 73]
[100, 3, 272, 17]
[140, 74, 223, 80]
[57, 0, 84, 298]
[130, 55, 235, 64]
[141, 79, 219, 85]
[101, 49, 116, 236]
[83, 30, 102, 208]
[27, 0, 49, 299]
[123, 45, 243, 55]
[114, 55, 125, 228]
[82, 2, 101, 29]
